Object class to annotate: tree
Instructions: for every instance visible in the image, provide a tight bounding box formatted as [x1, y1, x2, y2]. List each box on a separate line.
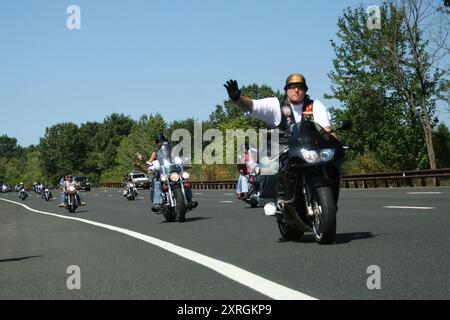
[383, 0, 449, 169]
[433, 123, 450, 168]
[103, 114, 166, 181]
[39, 123, 85, 182]
[96, 113, 134, 172]
[78, 121, 103, 181]
[327, 3, 447, 171]
[0, 135, 23, 159]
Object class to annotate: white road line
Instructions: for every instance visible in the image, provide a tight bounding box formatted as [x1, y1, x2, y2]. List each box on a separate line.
[383, 206, 436, 210]
[220, 201, 234, 204]
[224, 193, 233, 196]
[406, 192, 442, 195]
[0, 197, 316, 300]
[194, 193, 203, 195]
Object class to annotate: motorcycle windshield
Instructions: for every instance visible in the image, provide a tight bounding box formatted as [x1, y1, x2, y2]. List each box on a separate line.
[288, 120, 331, 149]
[157, 142, 175, 173]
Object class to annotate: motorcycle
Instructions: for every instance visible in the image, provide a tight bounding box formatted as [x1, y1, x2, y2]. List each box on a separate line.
[153, 142, 196, 222]
[265, 119, 351, 244]
[125, 182, 137, 200]
[42, 187, 52, 201]
[19, 188, 28, 201]
[236, 148, 271, 209]
[65, 184, 79, 213]
[242, 166, 264, 208]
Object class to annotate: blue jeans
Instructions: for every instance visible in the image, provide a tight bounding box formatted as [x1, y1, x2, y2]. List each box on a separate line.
[152, 174, 193, 204]
[152, 174, 162, 205]
[237, 174, 249, 194]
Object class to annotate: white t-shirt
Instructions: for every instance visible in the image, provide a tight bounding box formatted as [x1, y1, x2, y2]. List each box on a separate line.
[250, 97, 331, 129]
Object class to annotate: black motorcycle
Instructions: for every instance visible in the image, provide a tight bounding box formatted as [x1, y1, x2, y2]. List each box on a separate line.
[268, 119, 351, 244]
[19, 188, 28, 201]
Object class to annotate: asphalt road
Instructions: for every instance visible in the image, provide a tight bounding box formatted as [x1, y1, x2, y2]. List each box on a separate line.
[0, 187, 449, 300]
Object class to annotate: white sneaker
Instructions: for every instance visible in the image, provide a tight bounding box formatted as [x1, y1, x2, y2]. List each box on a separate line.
[264, 202, 277, 216]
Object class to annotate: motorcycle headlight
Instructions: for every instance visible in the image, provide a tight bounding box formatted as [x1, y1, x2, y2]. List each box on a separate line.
[300, 148, 335, 163]
[319, 149, 335, 162]
[68, 186, 77, 193]
[300, 149, 320, 163]
[160, 175, 168, 182]
[170, 172, 180, 181]
[182, 172, 190, 179]
[129, 183, 135, 188]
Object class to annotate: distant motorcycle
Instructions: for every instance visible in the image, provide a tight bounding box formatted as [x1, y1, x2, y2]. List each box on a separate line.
[19, 188, 28, 201]
[242, 166, 265, 208]
[267, 119, 351, 244]
[42, 187, 52, 201]
[125, 182, 137, 201]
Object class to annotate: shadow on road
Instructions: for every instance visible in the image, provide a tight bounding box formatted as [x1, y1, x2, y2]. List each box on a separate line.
[160, 217, 211, 224]
[184, 217, 211, 223]
[0, 255, 43, 263]
[278, 232, 376, 244]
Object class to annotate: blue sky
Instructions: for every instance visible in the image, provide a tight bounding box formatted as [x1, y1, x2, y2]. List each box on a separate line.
[1, 0, 448, 147]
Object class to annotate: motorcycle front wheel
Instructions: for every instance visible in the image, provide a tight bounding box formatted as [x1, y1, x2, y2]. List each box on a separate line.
[311, 186, 337, 245]
[174, 187, 187, 222]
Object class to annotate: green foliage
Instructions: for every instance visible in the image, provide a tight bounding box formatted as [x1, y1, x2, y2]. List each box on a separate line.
[95, 113, 134, 171]
[112, 113, 166, 179]
[342, 150, 393, 175]
[433, 123, 450, 168]
[328, 3, 443, 171]
[38, 123, 86, 182]
[0, 135, 23, 159]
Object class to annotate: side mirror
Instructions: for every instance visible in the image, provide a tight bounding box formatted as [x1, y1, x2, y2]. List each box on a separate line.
[336, 120, 352, 131]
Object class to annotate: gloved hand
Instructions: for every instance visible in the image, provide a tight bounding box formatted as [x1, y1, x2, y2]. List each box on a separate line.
[224, 79, 241, 101]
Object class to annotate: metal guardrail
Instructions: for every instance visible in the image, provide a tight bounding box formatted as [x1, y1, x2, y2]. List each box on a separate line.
[92, 169, 450, 190]
[341, 168, 450, 188]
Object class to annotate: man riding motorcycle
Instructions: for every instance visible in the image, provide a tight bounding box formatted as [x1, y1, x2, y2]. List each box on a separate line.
[59, 175, 86, 207]
[134, 133, 198, 213]
[122, 174, 138, 198]
[18, 182, 28, 199]
[236, 141, 258, 200]
[224, 74, 335, 209]
[41, 181, 52, 200]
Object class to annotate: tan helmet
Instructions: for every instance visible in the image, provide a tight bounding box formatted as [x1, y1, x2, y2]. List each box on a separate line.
[284, 73, 308, 91]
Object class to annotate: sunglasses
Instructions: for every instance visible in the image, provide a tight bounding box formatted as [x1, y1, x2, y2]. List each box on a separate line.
[286, 84, 306, 90]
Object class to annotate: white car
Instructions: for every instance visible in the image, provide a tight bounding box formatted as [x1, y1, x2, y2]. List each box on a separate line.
[128, 172, 150, 189]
